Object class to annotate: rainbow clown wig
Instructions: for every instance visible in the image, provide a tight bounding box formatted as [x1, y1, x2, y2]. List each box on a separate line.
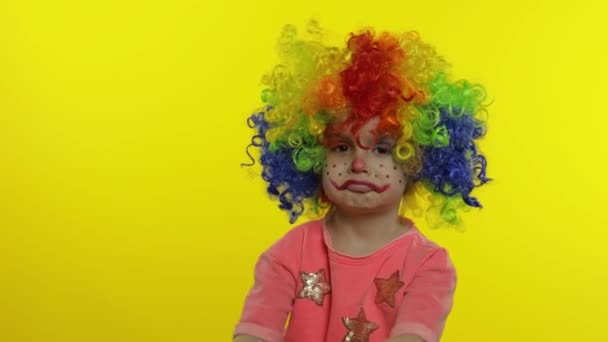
[243, 22, 491, 227]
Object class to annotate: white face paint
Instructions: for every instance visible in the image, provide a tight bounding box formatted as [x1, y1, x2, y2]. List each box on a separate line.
[321, 117, 408, 214]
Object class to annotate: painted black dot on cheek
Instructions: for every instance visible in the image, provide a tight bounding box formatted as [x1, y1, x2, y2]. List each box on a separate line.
[326, 172, 329, 176]
[380, 164, 383, 168]
[386, 174, 390, 179]
[333, 164, 336, 168]
[393, 166, 397, 170]
[399, 179, 402, 184]
[338, 173, 342, 176]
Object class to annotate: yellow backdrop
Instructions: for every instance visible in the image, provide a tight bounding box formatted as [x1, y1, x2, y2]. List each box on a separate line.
[1, 0, 607, 341]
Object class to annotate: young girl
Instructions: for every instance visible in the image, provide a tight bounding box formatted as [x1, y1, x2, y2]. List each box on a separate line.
[234, 22, 490, 342]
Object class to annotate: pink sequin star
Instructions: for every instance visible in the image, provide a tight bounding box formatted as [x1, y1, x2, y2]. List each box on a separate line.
[374, 270, 405, 308]
[297, 269, 331, 306]
[342, 308, 379, 342]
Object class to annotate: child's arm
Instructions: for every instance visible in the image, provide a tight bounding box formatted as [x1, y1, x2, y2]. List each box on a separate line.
[234, 335, 266, 342]
[389, 248, 457, 342]
[234, 229, 302, 342]
[233, 251, 296, 341]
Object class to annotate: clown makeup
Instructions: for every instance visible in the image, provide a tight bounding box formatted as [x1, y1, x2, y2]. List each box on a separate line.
[321, 117, 408, 215]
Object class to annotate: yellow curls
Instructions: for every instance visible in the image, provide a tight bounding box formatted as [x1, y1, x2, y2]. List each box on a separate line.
[399, 182, 431, 219]
[400, 183, 468, 230]
[398, 31, 449, 90]
[262, 22, 351, 142]
[307, 114, 326, 138]
[425, 195, 469, 229]
[392, 103, 421, 177]
[395, 110, 415, 161]
[265, 127, 282, 143]
[395, 142, 415, 160]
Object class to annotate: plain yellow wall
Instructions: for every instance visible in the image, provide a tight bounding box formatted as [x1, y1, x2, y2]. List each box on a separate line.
[1, 0, 607, 341]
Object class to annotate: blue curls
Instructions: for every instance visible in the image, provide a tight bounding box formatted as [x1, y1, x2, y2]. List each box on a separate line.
[243, 108, 320, 223]
[421, 107, 491, 208]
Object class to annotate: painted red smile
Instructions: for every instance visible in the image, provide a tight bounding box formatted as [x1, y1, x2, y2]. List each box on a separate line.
[331, 179, 390, 193]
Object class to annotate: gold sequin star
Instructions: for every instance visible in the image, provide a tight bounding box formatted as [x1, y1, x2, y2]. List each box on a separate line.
[342, 307, 378, 342]
[374, 270, 404, 308]
[297, 268, 331, 306]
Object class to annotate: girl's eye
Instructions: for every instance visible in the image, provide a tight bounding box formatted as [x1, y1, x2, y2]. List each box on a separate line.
[332, 144, 350, 152]
[373, 146, 392, 155]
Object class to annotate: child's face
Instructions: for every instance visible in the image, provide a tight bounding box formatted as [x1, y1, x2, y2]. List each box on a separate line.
[321, 117, 408, 214]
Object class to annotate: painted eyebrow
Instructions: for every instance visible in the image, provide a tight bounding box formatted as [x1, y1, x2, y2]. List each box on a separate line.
[325, 134, 396, 146]
[376, 136, 396, 145]
[325, 133, 353, 142]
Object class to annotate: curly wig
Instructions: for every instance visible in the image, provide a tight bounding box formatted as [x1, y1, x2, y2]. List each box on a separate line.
[243, 22, 491, 226]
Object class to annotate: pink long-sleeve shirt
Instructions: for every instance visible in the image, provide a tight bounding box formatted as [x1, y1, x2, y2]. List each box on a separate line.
[234, 219, 457, 342]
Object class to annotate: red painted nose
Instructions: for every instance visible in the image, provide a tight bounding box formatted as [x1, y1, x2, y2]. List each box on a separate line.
[351, 157, 367, 173]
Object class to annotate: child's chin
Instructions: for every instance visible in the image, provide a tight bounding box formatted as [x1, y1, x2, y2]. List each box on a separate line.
[334, 198, 386, 214]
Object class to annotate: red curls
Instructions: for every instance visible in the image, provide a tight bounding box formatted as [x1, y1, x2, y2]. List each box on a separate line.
[310, 30, 427, 145]
[339, 31, 411, 138]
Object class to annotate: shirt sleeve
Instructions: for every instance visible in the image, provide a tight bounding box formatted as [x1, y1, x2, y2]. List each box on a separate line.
[233, 231, 301, 342]
[390, 248, 457, 342]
